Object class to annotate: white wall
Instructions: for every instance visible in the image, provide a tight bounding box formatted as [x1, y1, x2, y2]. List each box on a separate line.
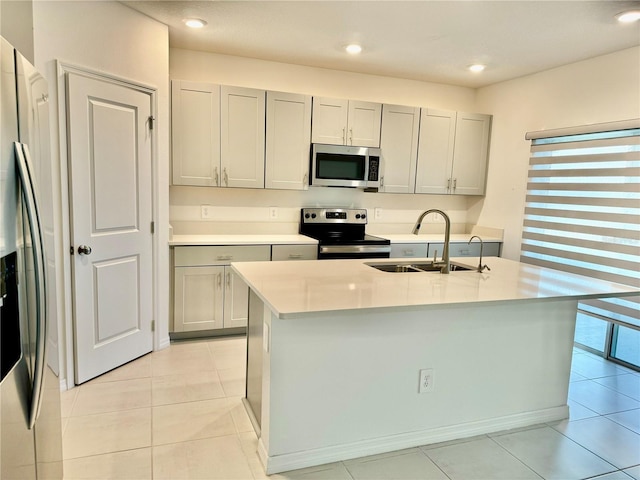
[32, 0, 170, 387]
[169, 48, 481, 235]
[1, 0, 34, 62]
[474, 47, 640, 260]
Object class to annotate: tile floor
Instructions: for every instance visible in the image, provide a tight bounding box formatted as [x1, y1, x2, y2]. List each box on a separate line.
[60, 337, 640, 480]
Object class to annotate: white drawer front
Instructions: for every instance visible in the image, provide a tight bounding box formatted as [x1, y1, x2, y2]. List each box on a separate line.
[175, 245, 271, 266]
[390, 243, 428, 258]
[271, 244, 317, 261]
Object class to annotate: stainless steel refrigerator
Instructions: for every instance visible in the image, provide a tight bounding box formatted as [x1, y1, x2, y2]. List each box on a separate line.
[1, 36, 63, 479]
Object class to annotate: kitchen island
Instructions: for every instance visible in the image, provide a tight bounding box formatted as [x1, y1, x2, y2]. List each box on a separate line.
[232, 257, 638, 474]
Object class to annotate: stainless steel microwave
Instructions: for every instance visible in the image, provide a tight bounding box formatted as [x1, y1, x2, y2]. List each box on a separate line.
[310, 144, 382, 188]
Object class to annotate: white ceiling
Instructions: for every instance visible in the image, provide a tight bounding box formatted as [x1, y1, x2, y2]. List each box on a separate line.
[122, 0, 640, 88]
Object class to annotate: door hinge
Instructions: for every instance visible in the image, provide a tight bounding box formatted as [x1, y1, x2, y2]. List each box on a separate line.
[70, 246, 74, 255]
[151, 320, 155, 332]
[151, 221, 155, 234]
[148, 116, 155, 130]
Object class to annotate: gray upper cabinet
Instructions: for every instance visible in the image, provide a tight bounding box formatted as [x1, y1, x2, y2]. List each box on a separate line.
[265, 91, 312, 190]
[311, 97, 382, 147]
[416, 109, 491, 195]
[171, 80, 221, 186]
[378, 104, 420, 194]
[220, 86, 266, 189]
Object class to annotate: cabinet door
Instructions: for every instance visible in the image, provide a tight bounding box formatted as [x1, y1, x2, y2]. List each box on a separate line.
[347, 100, 382, 147]
[379, 104, 420, 193]
[450, 113, 492, 195]
[271, 244, 318, 261]
[174, 266, 224, 332]
[223, 266, 250, 328]
[311, 97, 349, 145]
[220, 86, 266, 188]
[171, 81, 220, 186]
[265, 91, 312, 190]
[415, 109, 456, 194]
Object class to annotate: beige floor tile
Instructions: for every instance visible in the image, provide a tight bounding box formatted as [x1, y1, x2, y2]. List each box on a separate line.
[218, 367, 246, 397]
[227, 396, 255, 433]
[152, 434, 254, 479]
[60, 387, 78, 418]
[89, 354, 152, 384]
[345, 448, 447, 480]
[273, 462, 355, 480]
[62, 447, 152, 479]
[151, 341, 216, 377]
[208, 336, 247, 370]
[207, 335, 247, 353]
[63, 407, 151, 460]
[70, 378, 151, 416]
[152, 370, 225, 406]
[239, 431, 267, 479]
[152, 397, 237, 446]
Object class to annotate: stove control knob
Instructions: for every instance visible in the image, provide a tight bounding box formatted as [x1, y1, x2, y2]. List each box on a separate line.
[355, 214, 361, 219]
[311, 213, 317, 219]
[305, 213, 310, 219]
[361, 213, 366, 219]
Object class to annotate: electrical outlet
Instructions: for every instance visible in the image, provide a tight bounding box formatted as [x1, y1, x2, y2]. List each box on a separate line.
[201, 205, 212, 219]
[419, 368, 435, 393]
[269, 207, 279, 219]
[374, 207, 382, 219]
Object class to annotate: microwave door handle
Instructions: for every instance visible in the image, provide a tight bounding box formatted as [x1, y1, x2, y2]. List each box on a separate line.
[14, 142, 48, 429]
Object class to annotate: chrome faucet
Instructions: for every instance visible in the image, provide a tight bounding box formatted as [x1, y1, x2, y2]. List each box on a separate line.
[468, 235, 491, 273]
[413, 209, 450, 274]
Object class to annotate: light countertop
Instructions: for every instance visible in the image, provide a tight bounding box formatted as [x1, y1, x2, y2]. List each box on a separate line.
[169, 234, 318, 246]
[231, 257, 638, 319]
[169, 233, 501, 246]
[381, 234, 503, 244]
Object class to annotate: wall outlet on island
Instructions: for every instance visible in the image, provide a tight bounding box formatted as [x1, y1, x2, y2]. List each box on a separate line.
[419, 368, 435, 394]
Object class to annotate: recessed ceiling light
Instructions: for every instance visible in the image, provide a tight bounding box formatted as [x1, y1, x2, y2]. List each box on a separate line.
[616, 10, 640, 23]
[183, 18, 207, 29]
[469, 64, 486, 73]
[345, 44, 362, 55]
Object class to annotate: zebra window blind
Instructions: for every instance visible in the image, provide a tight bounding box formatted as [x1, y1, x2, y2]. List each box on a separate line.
[521, 120, 640, 329]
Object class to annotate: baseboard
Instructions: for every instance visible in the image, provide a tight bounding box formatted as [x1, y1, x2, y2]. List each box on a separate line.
[263, 405, 569, 475]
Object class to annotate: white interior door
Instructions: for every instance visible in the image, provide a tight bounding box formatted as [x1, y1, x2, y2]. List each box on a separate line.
[66, 72, 153, 384]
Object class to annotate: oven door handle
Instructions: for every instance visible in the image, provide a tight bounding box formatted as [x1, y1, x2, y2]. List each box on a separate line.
[319, 245, 391, 254]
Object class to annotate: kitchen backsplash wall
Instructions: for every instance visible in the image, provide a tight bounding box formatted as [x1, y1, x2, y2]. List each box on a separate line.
[169, 186, 474, 236]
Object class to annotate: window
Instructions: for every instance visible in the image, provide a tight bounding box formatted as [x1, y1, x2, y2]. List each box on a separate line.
[522, 120, 640, 370]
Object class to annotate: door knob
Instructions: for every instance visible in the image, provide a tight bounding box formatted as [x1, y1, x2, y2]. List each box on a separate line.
[77, 245, 92, 255]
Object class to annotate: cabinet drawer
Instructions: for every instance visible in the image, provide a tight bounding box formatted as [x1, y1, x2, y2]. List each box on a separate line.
[175, 245, 271, 266]
[390, 243, 428, 258]
[271, 244, 317, 261]
[427, 242, 501, 258]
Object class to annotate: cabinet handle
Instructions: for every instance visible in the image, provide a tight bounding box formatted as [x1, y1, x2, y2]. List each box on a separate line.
[342, 127, 346, 144]
[302, 172, 308, 185]
[288, 254, 303, 259]
[216, 255, 233, 261]
[217, 272, 222, 289]
[226, 272, 231, 287]
[447, 178, 451, 191]
[453, 178, 457, 191]
[460, 249, 470, 255]
[403, 249, 414, 256]
[349, 128, 353, 145]
[214, 167, 219, 186]
[223, 168, 229, 187]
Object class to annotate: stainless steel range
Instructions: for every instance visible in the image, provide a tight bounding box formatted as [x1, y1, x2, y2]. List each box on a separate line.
[300, 208, 391, 259]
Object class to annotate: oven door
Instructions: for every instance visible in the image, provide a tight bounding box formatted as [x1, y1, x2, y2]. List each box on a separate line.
[311, 144, 369, 188]
[318, 244, 391, 260]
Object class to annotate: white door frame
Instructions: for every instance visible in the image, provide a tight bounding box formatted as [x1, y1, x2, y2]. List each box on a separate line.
[56, 61, 164, 389]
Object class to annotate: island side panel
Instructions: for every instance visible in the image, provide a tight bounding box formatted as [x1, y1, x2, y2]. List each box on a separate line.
[263, 299, 577, 472]
[246, 289, 265, 429]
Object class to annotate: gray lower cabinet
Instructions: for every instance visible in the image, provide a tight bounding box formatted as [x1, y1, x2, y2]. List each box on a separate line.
[390, 243, 428, 258]
[428, 242, 501, 258]
[271, 244, 317, 261]
[173, 245, 271, 332]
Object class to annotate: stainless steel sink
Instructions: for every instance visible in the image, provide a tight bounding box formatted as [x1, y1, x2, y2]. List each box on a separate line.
[366, 262, 474, 273]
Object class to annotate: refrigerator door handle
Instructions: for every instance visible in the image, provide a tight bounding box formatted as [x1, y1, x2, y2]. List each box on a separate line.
[14, 142, 48, 429]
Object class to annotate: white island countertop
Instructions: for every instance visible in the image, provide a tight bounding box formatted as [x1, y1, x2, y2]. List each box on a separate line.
[232, 257, 638, 319]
